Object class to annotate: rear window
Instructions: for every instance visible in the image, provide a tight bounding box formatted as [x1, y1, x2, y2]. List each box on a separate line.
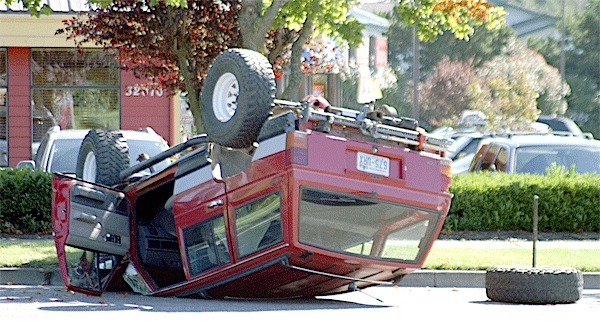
[47, 138, 84, 173]
[127, 139, 170, 172]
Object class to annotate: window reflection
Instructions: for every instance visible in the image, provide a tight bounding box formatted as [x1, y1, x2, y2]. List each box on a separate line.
[30, 49, 120, 144]
[184, 216, 231, 277]
[66, 247, 119, 292]
[235, 192, 283, 258]
[299, 187, 440, 262]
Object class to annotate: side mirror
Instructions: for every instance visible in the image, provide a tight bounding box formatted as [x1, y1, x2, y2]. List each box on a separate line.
[16, 160, 36, 169]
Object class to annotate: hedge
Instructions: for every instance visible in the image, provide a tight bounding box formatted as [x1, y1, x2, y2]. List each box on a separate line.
[447, 170, 600, 232]
[0, 168, 52, 234]
[1, 167, 599, 234]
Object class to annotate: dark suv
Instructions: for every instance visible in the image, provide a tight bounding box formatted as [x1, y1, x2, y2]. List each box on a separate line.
[469, 133, 600, 174]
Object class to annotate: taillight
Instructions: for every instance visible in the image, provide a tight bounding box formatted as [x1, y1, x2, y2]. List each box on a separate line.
[440, 157, 452, 191]
[286, 131, 308, 165]
[440, 157, 452, 178]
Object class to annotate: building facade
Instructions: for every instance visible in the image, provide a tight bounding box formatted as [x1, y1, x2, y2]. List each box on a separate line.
[1, 1, 390, 168]
[1, 1, 180, 167]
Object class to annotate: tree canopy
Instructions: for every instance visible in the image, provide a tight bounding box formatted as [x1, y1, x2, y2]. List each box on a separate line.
[528, 0, 599, 138]
[2, 0, 507, 135]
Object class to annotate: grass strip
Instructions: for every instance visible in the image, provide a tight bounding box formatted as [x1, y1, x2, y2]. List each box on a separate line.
[424, 247, 600, 272]
[2, 239, 599, 272]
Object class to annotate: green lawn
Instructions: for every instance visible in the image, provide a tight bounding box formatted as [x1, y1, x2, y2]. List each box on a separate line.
[423, 247, 600, 272]
[1, 239, 599, 272]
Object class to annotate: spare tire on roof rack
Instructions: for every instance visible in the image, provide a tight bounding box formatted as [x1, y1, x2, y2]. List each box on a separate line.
[200, 49, 276, 149]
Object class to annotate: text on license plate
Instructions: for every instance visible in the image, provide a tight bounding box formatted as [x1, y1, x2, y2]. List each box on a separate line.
[356, 152, 390, 177]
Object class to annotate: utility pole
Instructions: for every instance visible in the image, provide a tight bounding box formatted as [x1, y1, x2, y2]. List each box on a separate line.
[412, 25, 419, 121]
[560, 0, 565, 96]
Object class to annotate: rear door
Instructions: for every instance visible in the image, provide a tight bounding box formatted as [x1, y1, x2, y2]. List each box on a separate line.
[53, 174, 130, 294]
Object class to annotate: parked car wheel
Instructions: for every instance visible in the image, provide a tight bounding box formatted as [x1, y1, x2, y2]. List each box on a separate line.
[76, 129, 130, 186]
[200, 48, 276, 148]
[485, 266, 582, 304]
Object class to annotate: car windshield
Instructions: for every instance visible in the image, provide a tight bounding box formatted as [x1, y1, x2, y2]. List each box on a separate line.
[298, 188, 441, 263]
[48, 138, 169, 174]
[515, 146, 600, 174]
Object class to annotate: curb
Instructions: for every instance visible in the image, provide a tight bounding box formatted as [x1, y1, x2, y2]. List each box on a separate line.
[2, 268, 599, 289]
[0, 268, 62, 286]
[397, 270, 600, 289]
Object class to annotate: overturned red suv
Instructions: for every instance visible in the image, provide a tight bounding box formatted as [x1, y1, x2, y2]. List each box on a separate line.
[52, 49, 453, 299]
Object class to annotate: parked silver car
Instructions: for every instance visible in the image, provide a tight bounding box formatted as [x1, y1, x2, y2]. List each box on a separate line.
[469, 133, 600, 174]
[17, 126, 171, 176]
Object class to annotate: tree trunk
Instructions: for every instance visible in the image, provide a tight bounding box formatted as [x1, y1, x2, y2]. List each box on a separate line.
[281, 12, 315, 100]
[170, 12, 205, 134]
[240, 0, 290, 53]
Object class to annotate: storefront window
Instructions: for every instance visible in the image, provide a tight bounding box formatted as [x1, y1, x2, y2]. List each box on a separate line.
[30, 49, 120, 144]
[0, 49, 7, 167]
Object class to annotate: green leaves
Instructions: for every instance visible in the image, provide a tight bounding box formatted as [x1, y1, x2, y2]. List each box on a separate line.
[395, 0, 506, 42]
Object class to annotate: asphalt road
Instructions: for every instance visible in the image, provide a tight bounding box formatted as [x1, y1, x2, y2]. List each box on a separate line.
[1, 285, 598, 323]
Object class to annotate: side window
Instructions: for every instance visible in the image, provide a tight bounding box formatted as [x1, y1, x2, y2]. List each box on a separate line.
[480, 145, 500, 171]
[235, 191, 283, 258]
[183, 216, 230, 277]
[34, 135, 50, 165]
[494, 147, 509, 172]
[470, 144, 488, 171]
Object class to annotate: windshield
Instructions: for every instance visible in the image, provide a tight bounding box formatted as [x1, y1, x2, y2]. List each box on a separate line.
[515, 145, 600, 174]
[298, 188, 441, 263]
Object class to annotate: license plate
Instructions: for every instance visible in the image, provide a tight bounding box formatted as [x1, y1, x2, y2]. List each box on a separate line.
[357, 152, 390, 177]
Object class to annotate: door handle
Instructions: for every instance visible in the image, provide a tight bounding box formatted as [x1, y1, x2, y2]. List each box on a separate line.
[207, 199, 224, 208]
[74, 212, 98, 224]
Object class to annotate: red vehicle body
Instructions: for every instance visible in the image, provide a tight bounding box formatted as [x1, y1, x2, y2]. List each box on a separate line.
[51, 49, 453, 299]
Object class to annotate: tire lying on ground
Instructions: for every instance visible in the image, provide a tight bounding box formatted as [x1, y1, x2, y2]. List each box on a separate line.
[485, 266, 583, 304]
[76, 129, 130, 187]
[200, 48, 276, 149]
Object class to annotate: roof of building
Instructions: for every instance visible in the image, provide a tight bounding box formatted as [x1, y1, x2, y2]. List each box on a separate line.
[348, 7, 390, 34]
[0, 0, 91, 13]
[489, 0, 558, 37]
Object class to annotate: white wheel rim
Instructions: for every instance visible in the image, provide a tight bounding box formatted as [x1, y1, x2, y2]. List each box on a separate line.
[213, 72, 239, 122]
[82, 152, 97, 182]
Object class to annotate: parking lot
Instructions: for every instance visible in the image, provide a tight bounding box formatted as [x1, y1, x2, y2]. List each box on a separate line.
[1, 285, 599, 323]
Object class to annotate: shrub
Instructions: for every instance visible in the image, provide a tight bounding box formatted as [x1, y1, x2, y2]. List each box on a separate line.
[0, 168, 52, 234]
[446, 171, 600, 232]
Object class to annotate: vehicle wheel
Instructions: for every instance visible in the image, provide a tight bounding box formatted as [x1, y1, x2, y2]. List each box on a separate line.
[485, 266, 583, 304]
[76, 129, 130, 186]
[200, 48, 276, 148]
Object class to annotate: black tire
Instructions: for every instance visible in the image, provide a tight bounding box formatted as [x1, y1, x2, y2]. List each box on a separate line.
[76, 129, 130, 187]
[485, 266, 583, 304]
[200, 48, 276, 148]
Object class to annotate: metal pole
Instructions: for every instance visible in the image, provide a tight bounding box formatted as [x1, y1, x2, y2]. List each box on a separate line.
[532, 195, 539, 268]
[412, 25, 419, 121]
[560, 0, 566, 97]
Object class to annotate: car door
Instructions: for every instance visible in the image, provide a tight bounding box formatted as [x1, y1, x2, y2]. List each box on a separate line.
[53, 173, 130, 294]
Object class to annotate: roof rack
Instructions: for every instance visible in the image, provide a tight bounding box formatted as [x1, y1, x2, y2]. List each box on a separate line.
[273, 99, 452, 152]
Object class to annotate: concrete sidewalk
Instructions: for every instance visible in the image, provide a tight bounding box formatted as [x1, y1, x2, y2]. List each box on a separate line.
[1, 238, 599, 289]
